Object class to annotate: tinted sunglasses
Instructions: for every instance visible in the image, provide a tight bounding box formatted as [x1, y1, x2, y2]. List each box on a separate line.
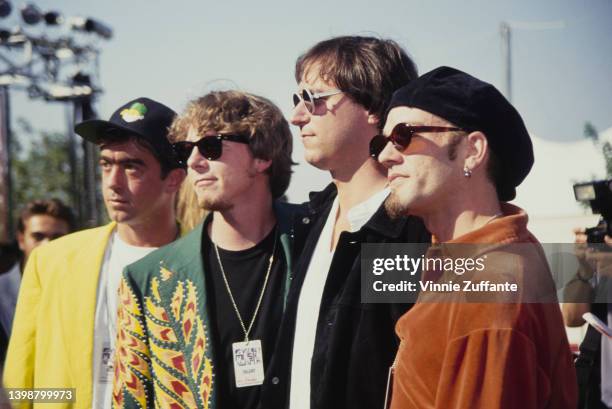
[369, 124, 463, 160]
[292, 88, 342, 114]
[172, 134, 250, 164]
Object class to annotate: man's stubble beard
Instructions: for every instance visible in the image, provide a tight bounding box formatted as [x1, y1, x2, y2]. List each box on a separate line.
[195, 169, 257, 212]
[384, 142, 460, 220]
[384, 191, 409, 220]
[197, 195, 233, 212]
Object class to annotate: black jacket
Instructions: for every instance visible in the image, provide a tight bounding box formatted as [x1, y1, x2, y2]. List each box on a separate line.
[260, 184, 430, 409]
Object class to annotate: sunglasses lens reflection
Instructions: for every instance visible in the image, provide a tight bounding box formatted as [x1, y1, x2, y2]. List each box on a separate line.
[369, 135, 387, 159]
[302, 90, 314, 113]
[200, 139, 222, 160]
[292, 89, 317, 113]
[174, 138, 223, 162]
[174, 142, 194, 164]
[393, 126, 413, 149]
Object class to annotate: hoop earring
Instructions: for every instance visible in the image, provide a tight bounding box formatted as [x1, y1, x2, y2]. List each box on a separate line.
[463, 167, 472, 178]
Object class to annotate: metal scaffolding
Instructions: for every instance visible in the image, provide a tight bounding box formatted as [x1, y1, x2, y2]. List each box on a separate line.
[0, 2, 111, 240]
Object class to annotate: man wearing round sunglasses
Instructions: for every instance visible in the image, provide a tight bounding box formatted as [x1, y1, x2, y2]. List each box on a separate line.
[259, 36, 430, 409]
[376, 66, 577, 408]
[112, 90, 305, 409]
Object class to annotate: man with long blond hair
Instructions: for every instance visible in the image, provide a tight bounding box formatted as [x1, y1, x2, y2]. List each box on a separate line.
[111, 90, 307, 409]
[176, 174, 207, 231]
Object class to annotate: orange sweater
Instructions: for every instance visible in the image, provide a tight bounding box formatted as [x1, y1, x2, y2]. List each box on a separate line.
[390, 204, 577, 409]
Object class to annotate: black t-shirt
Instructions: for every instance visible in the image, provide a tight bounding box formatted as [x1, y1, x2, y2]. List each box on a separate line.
[202, 223, 285, 409]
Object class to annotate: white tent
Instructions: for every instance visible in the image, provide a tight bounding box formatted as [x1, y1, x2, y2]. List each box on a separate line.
[509, 128, 611, 345]
[514, 127, 612, 242]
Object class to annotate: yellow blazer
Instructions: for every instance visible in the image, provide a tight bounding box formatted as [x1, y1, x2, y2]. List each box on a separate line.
[3, 223, 116, 409]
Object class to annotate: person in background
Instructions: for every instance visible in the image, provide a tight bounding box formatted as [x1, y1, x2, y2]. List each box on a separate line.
[0, 240, 22, 371]
[0, 198, 75, 369]
[563, 228, 612, 409]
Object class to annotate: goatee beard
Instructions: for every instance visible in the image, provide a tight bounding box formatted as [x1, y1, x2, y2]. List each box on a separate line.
[198, 197, 233, 212]
[384, 192, 409, 219]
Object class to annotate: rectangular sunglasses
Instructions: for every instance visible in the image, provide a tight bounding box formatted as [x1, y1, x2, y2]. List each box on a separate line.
[173, 134, 250, 164]
[369, 124, 463, 160]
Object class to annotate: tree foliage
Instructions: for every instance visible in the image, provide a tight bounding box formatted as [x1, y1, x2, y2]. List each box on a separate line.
[10, 118, 75, 222]
[584, 121, 612, 178]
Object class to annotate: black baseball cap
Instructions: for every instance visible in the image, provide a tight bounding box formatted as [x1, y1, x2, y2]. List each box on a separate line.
[75, 97, 184, 169]
[386, 66, 534, 201]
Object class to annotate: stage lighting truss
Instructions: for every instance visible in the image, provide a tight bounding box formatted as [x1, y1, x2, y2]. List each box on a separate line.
[0, 2, 110, 101]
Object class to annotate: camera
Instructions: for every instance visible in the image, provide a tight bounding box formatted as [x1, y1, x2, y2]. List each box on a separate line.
[574, 179, 612, 243]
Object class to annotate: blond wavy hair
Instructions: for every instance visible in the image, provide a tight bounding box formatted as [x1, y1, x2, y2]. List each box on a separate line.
[169, 90, 294, 198]
[176, 182, 206, 233]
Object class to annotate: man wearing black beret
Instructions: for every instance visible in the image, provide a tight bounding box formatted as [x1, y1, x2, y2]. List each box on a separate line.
[371, 66, 577, 408]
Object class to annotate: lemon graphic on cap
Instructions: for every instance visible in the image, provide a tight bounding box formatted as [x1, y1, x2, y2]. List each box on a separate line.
[120, 102, 147, 123]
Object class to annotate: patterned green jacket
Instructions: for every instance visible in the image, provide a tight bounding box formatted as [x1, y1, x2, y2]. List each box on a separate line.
[111, 203, 302, 409]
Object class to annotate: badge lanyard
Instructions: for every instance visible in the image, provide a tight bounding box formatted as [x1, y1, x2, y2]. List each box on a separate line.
[98, 251, 117, 387]
[383, 356, 397, 409]
[213, 229, 277, 387]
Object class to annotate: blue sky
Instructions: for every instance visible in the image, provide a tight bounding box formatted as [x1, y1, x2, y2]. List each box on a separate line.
[4, 0, 612, 203]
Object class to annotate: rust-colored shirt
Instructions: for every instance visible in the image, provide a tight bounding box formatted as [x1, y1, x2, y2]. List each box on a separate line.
[390, 204, 577, 409]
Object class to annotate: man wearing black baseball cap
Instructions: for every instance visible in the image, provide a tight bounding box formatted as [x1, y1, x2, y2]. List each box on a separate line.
[372, 67, 577, 408]
[4, 97, 186, 409]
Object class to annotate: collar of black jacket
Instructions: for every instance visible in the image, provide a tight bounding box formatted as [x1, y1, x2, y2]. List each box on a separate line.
[307, 182, 338, 213]
[307, 182, 412, 240]
[199, 200, 304, 237]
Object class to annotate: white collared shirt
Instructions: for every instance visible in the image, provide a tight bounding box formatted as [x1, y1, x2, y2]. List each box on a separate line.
[289, 187, 389, 409]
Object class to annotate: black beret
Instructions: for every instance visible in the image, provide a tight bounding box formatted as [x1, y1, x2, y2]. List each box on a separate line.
[386, 66, 533, 201]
